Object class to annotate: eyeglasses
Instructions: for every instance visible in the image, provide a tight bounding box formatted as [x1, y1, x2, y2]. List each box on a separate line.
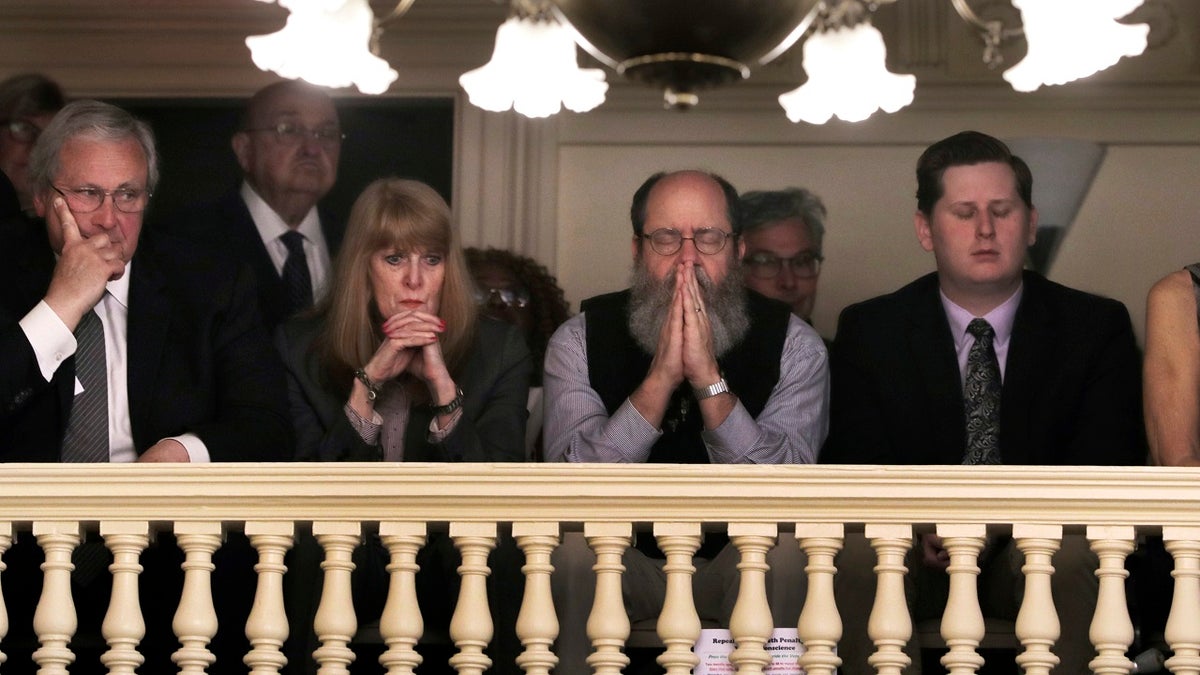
[743, 250, 823, 280]
[243, 122, 345, 147]
[474, 287, 530, 309]
[4, 119, 42, 144]
[641, 228, 733, 256]
[52, 184, 152, 214]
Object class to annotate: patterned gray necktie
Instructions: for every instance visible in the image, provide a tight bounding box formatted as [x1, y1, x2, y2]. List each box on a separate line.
[61, 309, 109, 463]
[280, 230, 314, 316]
[963, 318, 1002, 465]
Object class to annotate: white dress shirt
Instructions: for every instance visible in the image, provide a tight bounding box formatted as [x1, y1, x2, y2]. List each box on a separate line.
[241, 181, 332, 303]
[19, 262, 210, 462]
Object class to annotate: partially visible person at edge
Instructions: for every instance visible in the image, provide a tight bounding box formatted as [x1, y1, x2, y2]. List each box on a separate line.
[1145, 263, 1200, 467]
[465, 246, 571, 459]
[739, 186, 828, 325]
[0, 73, 66, 217]
[275, 177, 531, 674]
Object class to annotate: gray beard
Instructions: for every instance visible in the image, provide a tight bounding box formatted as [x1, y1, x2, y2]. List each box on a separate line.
[627, 261, 750, 358]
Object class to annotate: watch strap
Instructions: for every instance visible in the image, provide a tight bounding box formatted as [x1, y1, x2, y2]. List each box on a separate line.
[432, 387, 465, 416]
[693, 378, 729, 400]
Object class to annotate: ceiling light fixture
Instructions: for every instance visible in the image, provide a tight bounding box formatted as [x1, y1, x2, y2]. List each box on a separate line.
[458, 0, 608, 118]
[245, 0, 1155, 123]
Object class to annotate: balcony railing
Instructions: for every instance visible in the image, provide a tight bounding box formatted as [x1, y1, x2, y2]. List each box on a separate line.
[0, 462, 1196, 675]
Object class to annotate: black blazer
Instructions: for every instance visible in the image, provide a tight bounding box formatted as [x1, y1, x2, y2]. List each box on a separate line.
[0, 226, 293, 462]
[276, 314, 532, 463]
[156, 188, 344, 332]
[821, 271, 1145, 466]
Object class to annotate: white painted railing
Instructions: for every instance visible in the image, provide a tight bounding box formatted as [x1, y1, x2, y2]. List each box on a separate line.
[0, 463, 1196, 675]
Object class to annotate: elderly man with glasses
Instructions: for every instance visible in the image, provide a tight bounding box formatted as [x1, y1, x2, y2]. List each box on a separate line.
[0, 99, 290, 673]
[161, 79, 344, 332]
[543, 169, 830, 673]
[739, 187, 828, 325]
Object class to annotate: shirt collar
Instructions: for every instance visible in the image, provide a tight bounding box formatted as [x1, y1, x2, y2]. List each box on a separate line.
[940, 283, 1023, 349]
[240, 181, 322, 244]
[105, 260, 132, 308]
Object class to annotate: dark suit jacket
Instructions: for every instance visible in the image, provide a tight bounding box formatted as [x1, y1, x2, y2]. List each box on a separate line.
[0, 226, 293, 462]
[821, 271, 1145, 466]
[276, 314, 532, 462]
[156, 188, 344, 332]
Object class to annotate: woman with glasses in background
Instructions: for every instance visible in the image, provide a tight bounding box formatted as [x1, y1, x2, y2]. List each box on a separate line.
[465, 247, 571, 460]
[0, 73, 65, 217]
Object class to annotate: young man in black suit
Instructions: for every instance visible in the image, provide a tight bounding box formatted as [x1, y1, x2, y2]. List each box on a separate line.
[822, 131, 1144, 675]
[0, 99, 291, 674]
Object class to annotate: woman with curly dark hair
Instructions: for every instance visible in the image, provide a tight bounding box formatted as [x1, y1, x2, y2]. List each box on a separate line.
[465, 247, 571, 459]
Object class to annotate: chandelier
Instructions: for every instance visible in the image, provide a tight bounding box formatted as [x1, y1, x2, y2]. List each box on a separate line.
[244, 0, 1153, 124]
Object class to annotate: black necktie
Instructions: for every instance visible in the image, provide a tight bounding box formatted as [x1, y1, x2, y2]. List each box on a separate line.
[963, 318, 1002, 465]
[280, 230, 314, 315]
[62, 309, 109, 463]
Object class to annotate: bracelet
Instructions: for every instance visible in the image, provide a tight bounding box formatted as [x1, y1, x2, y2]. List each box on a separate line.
[431, 387, 464, 416]
[354, 369, 382, 401]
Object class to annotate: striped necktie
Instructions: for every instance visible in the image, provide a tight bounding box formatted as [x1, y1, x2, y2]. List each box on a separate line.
[61, 309, 109, 463]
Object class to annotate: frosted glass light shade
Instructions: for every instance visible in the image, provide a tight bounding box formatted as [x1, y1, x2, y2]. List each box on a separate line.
[1003, 0, 1149, 92]
[778, 22, 915, 125]
[245, 0, 399, 95]
[459, 16, 609, 119]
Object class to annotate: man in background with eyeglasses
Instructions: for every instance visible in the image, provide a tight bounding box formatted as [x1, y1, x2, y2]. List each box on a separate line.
[0, 99, 290, 673]
[162, 80, 343, 331]
[544, 169, 829, 673]
[739, 187, 827, 325]
[0, 73, 65, 218]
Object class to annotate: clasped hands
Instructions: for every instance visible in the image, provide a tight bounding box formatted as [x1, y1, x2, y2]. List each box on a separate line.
[646, 262, 721, 393]
[355, 309, 457, 410]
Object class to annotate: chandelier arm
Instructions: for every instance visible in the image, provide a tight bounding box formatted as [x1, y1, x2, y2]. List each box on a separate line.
[948, 0, 1023, 39]
[376, 0, 418, 30]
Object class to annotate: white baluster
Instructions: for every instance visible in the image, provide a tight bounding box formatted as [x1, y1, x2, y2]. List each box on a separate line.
[1013, 524, 1062, 675]
[1163, 526, 1200, 675]
[0, 521, 13, 670]
[513, 521, 559, 675]
[32, 521, 81, 675]
[449, 521, 497, 675]
[173, 521, 223, 675]
[653, 522, 701, 675]
[585, 522, 632, 675]
[313, 521, 361, 675]
[245, 521, 294, 675]
[796, 523, 843, 675]
[99, 521, 149, 675]
[938, 523, 986, 675]
[378, 522, 427, 675]
[729, 522, 776, 675]
[1087, 525, 1135, 675]
[866, 523, 913, 675]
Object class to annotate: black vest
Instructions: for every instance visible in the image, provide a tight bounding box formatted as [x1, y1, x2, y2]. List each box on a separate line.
[582, 289, 790, 463]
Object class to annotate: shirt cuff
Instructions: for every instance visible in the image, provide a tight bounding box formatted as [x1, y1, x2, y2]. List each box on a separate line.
[20, 300, 76, 383]
[344, 402, 383, 445]
[167, 433, 210, 463]
[427, 407, 464, 443]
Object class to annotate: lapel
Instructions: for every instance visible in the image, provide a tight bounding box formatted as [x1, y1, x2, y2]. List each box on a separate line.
[317, 206, 344, 258]
[224, 192, 284, 296]
[125, 236, 172, 453]
[999, 272, 1055, 463]
[904, 274, 969, 463]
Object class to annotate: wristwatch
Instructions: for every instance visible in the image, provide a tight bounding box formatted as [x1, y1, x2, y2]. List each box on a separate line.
[432, 387, 465, 416]
[693, 378, 730, 400]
